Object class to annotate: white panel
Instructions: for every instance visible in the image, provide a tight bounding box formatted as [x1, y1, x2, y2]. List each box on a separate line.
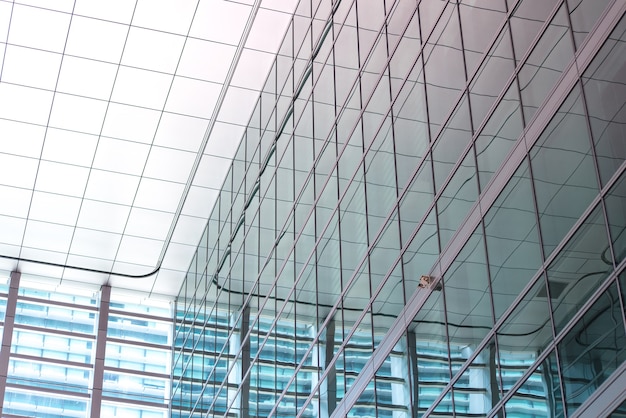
[65, 16, 128, 63]
[35, 161, 90, 197]
[160, 242, 196, 270]
[22, 220, 74, 253]
[261, 0, 299, 12]
[134, 178, 186, 212]
[190, 0, 252, 45]
[110, 261, 156, 276]
[133, 0, 197, 34]
[8, 5, 71, 52]
[165, 76, 221, 119]
[231, 48, 275, 90]
[0, 243, 21, 259]
[178, 38, 236, 83]
[181, 186, 219, 217]
[143, 147, 196, 183]
[18, 0, 74, 12]
[150, 268, 187, 295]
[64, 256, 113, 277]
[101, 103, 161, 144]
[0, 153, 39, 189]
[49, 94, 108, 135]
[125, 208, 174, 241]
[194, 155, 231, 189]
[246, 8, 291, 53]
[153, 112, 209, 152]
[42, 128, 98, 167]
[77, 200, 131, 234]
[0, 119, 46, 158]
[112, 67, 173, 109]
[170, 215, 206, 246]
[74, 0, 135, 24]
[70, 228, 122, 259]
[217, 86, 259, 125]
[92, 137, 150, 176]
[116, 236, 163, 266]
[204, 122, 245, 159]
[0, 2, 12, 42]
[29, 192, 82, 226]
[122, 27, 185, 73]
[1, 45, 62, 90]
[0, 83, 54, 125]
[56, 56, 118, 100]
[0, 215, 26, 246]
[84, 170, 141, 205]
[0, 186, 32, 218]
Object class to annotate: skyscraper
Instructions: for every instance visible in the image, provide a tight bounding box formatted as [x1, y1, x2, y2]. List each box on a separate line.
[173, 0, 626, 416]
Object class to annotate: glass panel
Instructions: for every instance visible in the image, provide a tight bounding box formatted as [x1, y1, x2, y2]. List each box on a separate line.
[547, 204, 612, 334]
[485, 159, 542, 320]
[531, 84, 598, 258]
[504, 350, 565, 418]
[558, 280, 626, 416]
[581, 15, 626, 187]
[567, 0, 613, 49]
[509, 0, 560, 65]
[604, 171, 626, 265]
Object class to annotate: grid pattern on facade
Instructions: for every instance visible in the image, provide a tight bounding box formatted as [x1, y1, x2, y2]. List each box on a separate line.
[0, 273, 173, 418]
[173, 0, 626, 416]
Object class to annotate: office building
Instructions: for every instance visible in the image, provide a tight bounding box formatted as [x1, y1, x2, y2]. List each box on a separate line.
[0, 0, 624, 417]
[172, 0, 626, 417]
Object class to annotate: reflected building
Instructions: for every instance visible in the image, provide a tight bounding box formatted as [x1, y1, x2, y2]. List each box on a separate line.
[172, 0, 626, 417]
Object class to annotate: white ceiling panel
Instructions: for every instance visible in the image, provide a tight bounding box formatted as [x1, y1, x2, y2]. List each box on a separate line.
[8, 5, 71, 52]
[74, 0, 135, 24]
[0, 83, 54, 125]
[134, 178, 186, 213]
[182, 186, 219, 218]
[101, 103, 162, 144]
[65, 16, 128, 63]
[22, 221, 74, 254]
[111, 67, 173, 109]
[56, 56, 117, 100]
[29, 192, 82, 226]
[125, 208, 174, 241]
[153, 113, 209, 152]
[84, 170, 141, 206]
[1, 45, 62, 90]
[133, 0, 198, 35]
[194, 155, 232, 189]
[0, 153, 39, 189]
[0, 0, 298, 297]
[0, 186, 32, 219]
[178, 38, 236, 83]
[143, 147, 196, 183]
[42, 128, 98, 166]
[92, 137, 150, 176]
[0, 119, 46, 158]
[122, 27, 186, 74]
[0, 216, 26, 246]
[231, 48, 275, 90]
[204, 122, 246, 159]
[165, 76, 221, 119]
[191, 0, 252, 45]
[70, 228, 122, 259]
[77, 200, 131, 234]
[49, 94, 108, 134]
[35, 161, 89, 197]
[116, 236, 164, 266]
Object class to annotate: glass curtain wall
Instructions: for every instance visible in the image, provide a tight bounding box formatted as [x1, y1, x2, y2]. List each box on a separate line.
[173, 0, 625, 417]
[0, 273, 173, 418]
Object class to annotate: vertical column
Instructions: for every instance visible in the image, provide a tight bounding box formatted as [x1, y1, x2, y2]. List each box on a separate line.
[0, 271, 20, 414]
[324, 319, 336, 416]
[407, 331, 419, 418]
[91, 284, 111, 418]
[239, 306, 251, 418]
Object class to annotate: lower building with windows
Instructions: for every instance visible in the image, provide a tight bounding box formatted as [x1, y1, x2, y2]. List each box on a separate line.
[172, 0, 626, 417]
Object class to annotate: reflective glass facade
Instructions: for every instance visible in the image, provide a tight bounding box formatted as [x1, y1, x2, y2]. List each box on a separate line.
[173, 0, 626, 417]
[0, 272, 172, 417]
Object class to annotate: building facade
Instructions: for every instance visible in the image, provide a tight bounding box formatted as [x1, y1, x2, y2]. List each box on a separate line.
[173, 0, 626, 417]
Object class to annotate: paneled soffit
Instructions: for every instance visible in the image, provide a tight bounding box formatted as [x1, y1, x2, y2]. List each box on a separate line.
[0, 0, 296, 298]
